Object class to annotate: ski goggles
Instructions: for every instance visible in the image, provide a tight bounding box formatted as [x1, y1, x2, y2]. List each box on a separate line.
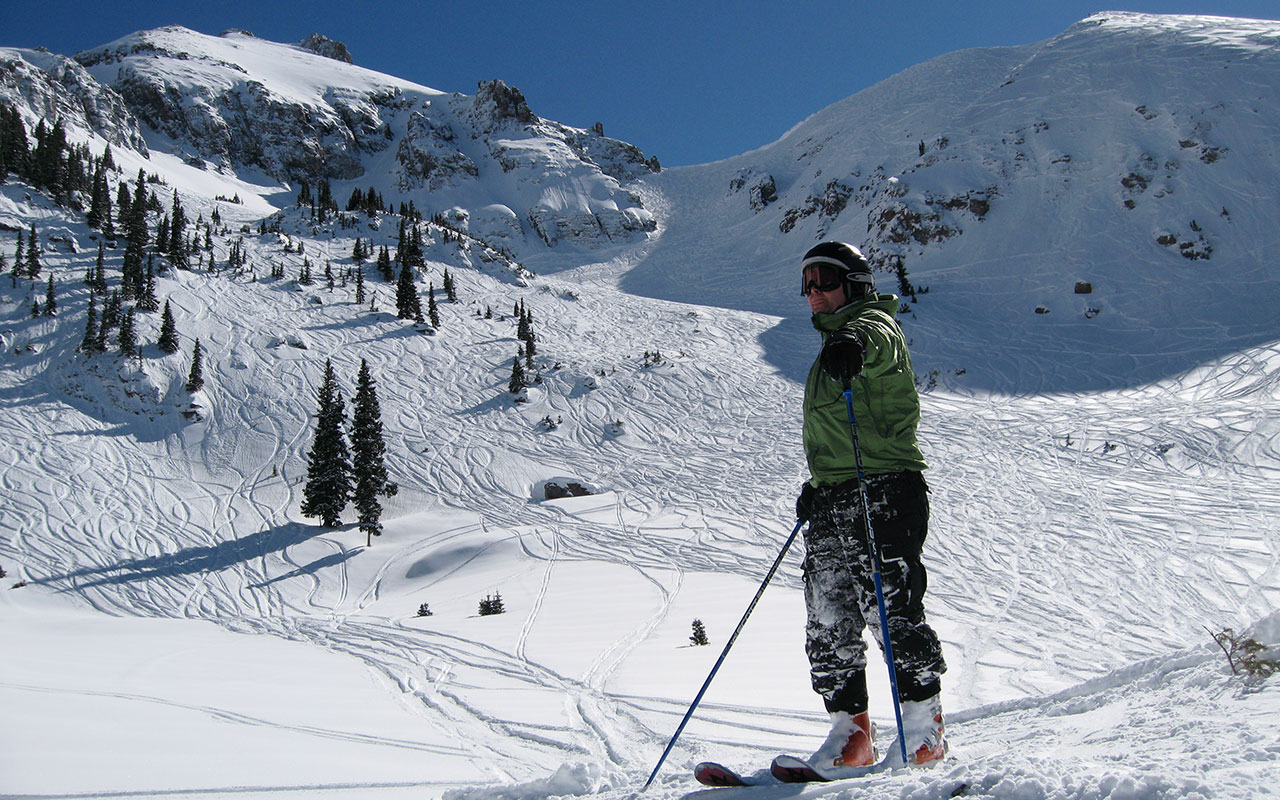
[800, 261, 844, 296]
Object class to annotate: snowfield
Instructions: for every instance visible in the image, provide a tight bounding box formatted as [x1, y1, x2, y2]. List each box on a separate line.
[2, 11, 1279, 800]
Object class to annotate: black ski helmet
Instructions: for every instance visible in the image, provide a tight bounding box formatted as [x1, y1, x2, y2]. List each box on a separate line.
[801, 241, 875, 300]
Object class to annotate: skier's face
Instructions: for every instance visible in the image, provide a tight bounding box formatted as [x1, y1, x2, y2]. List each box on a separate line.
[806, 282, 846, 315]
[802, 262, 847, 314]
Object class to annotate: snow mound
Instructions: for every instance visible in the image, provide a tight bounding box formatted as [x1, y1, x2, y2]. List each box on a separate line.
[443, 762, 620, 800]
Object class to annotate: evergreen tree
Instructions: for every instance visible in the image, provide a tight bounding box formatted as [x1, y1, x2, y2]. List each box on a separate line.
[185, 338, 205, 392]
[12, 230, 23, 285]
[80, 291, 100, 354]
[509, 346, 528, 395]
[427, 283, 440, 328]
[101, 289, 122, 334]
[690, 619, 710, 646]
[350, 359, 395, 546]
[395, 264, 420, 320]
[116, 178, 132, 221]
[92, 241, 107, 291]
[118, 308, 137, 356]
[158, 300, 180, 354]
[376, 245, 393, 281]
[122, 171, 149, 298]
[301, 360, 351, 527]
[354, 264, 366, 305]
[87, 161, 107, 230]
[479, 592, 506, 616]
[25, 225, 40, 279]
[137, 257, 159, 312]
[42, 275, 55, 316]
[168, 189, 189, 269]
[442, 268, 457, 302]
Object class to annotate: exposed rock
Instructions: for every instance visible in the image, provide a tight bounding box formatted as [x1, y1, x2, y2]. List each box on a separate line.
[297, 34, 353, 65]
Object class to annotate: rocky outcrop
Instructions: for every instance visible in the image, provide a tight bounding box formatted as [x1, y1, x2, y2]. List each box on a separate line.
[297, 34, 353, 64]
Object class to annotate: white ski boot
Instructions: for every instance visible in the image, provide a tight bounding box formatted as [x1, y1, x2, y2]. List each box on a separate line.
[809, 710, 876, 770]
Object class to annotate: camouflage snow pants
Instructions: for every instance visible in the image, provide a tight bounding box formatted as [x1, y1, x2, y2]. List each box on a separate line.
[802, 471, 946, 714]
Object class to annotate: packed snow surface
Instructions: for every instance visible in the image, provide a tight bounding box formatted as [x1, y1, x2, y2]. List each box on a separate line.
[1, 10, 1279, 800]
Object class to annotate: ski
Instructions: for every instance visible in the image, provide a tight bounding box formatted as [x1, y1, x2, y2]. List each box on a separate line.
[693, 762, 750, 787]
[770, 754, 883, 783]
[693, 762, 779, 787]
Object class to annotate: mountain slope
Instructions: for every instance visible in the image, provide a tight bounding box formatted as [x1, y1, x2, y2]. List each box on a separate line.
[619, 12, 1280, 392]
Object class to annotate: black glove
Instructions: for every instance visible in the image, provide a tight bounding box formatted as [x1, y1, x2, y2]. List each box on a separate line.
[796, 482, 816, 522]
[820, 330, 865, 385]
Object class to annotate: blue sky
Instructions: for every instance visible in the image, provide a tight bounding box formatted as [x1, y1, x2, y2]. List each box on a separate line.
[6, 1, 1279, 166]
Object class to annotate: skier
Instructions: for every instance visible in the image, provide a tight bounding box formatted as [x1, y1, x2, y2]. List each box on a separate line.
[794, 241, 947, 774]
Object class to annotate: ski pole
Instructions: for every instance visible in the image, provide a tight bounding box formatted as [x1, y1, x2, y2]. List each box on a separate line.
[642, 518, 805, 790]
[842, 385, 910, 767]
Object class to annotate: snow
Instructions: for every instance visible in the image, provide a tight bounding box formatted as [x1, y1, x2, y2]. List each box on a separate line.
[2, 10, 1280, 800]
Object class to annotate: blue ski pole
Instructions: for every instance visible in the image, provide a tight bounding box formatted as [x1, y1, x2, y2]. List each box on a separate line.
[842, 386, 910, 767]
[642, 518, 805, 790]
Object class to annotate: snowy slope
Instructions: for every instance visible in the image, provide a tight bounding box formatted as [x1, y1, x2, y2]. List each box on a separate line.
[619, 12, 1280, 393]
[1, 11, 1279, 800]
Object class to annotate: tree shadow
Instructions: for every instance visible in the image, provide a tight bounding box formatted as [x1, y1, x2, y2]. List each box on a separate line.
[31, 521, 339, 591]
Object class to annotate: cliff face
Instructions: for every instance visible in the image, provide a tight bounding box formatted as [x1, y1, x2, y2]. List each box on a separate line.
[65, 27, 656, 253]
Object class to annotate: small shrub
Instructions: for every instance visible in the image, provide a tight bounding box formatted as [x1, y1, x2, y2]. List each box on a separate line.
[690, 618, 709, 646]
[479, 592, 506, 616]
[1208, 627, 1279, 681]
[416, 603, 433, 617]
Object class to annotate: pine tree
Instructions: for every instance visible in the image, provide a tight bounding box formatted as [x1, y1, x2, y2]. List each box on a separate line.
[396, 264, 422, 321]
[427, 283, 440, 328]
[158, 300, 179, 354]
[80, 291, 100, 354]
[87, 161, 106, 230]
[301, 360, 351, 527]
[137, 258, 159, 312]
[509, 346, 528, 395]
[122, 171, 149, 298]
[168, 189, 189, 270]
[690, 619, 709, 646]
[479, 591, 506, 616]
[13, 229, 23, 281]
[350, 359, 395, 546]
[93, 241, 107, 291]
[354, 264, 366, 305]
[442, 269, 456, 302]
[376, 245, 393, 281]
[25, 225, 40, 279]
[118, 308, 137, 356]
[42, 275, 55, 316]
[185, 338, 205, 392]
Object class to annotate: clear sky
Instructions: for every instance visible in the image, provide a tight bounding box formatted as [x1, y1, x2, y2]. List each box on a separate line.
[5, 1, 1279, 166]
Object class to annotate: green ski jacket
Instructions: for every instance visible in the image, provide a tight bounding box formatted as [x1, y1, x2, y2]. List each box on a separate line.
[803, 294, 927, 486]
